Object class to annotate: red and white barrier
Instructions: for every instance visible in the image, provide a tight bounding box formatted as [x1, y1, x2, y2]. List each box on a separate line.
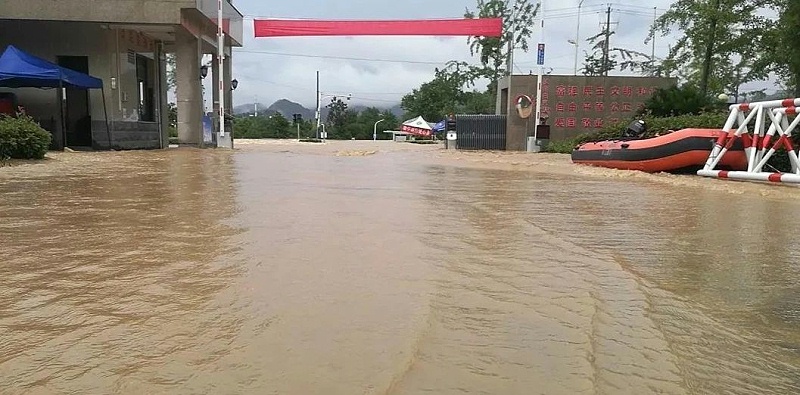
[698, 98, 800, 184]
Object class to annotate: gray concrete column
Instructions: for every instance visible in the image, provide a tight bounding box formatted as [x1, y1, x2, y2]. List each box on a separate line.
[156, 41, 169, 149]
[224, 51, 233, 116]
[211, 53, 220, 141]
[221, 50, 233, 148]
[175, 28, 203, 147]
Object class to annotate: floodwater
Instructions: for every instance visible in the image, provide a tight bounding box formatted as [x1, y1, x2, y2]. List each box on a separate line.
[1, 140, 800, 394]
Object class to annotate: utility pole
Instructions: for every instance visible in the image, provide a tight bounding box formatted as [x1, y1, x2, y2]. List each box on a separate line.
[573, 0, 585, 76]
[603, 5, 611, 77]
[315, 70, 320, 139]
[651, 7, 657, 61]
[506, 32, 514, 76]
[532, 0, 544, 152]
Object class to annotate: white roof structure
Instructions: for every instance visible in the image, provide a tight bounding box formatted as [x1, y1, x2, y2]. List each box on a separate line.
[402, 116, 433, 130]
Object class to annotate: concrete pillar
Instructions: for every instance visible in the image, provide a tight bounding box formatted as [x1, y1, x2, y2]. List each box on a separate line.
[175, 27, 203, 147]
[156, 41, 169, 149]
[211, 48, 233, 149]
[211, 53, 221, 146]
[224, 51, 233, 117]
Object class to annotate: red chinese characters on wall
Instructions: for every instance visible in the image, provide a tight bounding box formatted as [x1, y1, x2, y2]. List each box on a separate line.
[566, 118, 576, 128]
[567, 86, 579, 97]
[622, 86, 633, 96]
[541, 81, 551, 116]
[568, 102, 577, 112]
[595, 86, 605, 96]
[543, 81, 660, 130]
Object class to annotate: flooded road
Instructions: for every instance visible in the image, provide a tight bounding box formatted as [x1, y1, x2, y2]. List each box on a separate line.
[1, 140, 799, 394]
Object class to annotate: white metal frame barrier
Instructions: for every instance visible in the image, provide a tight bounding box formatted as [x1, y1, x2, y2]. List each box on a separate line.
[698, 98, 800, 183]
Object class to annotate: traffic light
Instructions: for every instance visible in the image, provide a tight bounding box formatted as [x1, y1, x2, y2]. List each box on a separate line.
[292, 113, 303, 125]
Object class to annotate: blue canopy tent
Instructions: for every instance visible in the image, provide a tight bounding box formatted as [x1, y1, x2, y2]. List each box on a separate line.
[0, 45, 111, 149]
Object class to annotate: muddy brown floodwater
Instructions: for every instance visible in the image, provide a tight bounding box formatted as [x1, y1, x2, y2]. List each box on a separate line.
[1, 139, 800, 394]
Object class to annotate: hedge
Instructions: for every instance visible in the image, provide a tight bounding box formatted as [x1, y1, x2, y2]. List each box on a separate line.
[0, 114, 52, 160]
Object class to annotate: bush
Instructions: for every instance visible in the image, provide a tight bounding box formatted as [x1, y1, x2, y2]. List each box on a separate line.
[639, 84, 717, 117]
[0, 114, 52, 160]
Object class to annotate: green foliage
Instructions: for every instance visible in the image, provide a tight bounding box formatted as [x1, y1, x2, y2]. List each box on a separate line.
[233, 113, 298, 139]
[401, 68, 494, 122]
[327, 107, 399, 140]
[167, 102, 177, 138]
[325, 97, 351, 131]
[233, 107, 400, 141]
[165, 53, 176, 91]
[581, 30, 651, 77]
[649, 0, 772, 96]
[640, 85, 717, 117]
[758, 0, 800, 96]
[0, 114, 52, 160]
[463, 0, 540, 88]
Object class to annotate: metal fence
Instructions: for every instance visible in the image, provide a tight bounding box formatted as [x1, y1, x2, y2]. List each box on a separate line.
[455, 114, 507, 150]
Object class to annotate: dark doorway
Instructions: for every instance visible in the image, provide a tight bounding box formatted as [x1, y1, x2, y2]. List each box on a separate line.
[136, 54, 155, 122]
[57, 56, 92, 147]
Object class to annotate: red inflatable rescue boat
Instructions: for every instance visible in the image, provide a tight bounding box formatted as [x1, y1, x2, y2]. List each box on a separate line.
[571, 127, 749, 173]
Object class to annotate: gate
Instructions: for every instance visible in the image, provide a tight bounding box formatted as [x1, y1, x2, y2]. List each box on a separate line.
[455, 114, 507, 150]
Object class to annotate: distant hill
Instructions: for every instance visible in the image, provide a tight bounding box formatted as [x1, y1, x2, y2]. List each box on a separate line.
[233, 99, 405, 119]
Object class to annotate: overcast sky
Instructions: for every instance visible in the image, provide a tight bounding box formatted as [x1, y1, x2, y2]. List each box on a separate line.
[208, 0, 772, 110]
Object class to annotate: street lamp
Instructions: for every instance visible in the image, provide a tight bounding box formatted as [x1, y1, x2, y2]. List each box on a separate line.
[573, 0, 586, 76]
[373, 119, 385, 141]
[567, 40, 578, 76]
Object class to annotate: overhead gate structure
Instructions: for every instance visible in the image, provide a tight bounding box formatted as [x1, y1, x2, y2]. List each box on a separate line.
[455, 114, 507, 150]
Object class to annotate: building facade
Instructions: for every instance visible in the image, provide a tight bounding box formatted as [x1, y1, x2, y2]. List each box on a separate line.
[496, 74, 677, 151]
[0, 0, 243, 150]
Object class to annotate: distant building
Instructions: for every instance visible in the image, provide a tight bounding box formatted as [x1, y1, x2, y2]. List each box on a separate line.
[0, 0, 244, 150]
[496, 74, 677, 151]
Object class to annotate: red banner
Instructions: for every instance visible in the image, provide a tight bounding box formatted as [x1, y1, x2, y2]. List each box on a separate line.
[401, 125, 432, 137]
[254, 18, 503, 38]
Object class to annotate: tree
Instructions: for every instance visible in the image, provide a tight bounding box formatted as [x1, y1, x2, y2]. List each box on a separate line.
[400, 67, 493, 122]
[401, 68, 464, 121]
[580, 28, 652, 76]
[463, 0, 540, 92]
[325, 97, 350, 129]
[232, 112, 296, 139]
[758, 0, 800, 96]
[648, 0, 772, 97]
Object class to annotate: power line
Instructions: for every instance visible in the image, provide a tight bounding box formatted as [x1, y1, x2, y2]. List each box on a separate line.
[233, 48, 458, 65]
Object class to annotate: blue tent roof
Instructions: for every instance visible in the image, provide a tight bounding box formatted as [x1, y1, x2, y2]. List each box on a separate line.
[0, 45, 103, 89]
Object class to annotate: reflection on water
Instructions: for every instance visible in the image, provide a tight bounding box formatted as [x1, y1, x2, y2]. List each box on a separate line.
[1, 143, 799, 394]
